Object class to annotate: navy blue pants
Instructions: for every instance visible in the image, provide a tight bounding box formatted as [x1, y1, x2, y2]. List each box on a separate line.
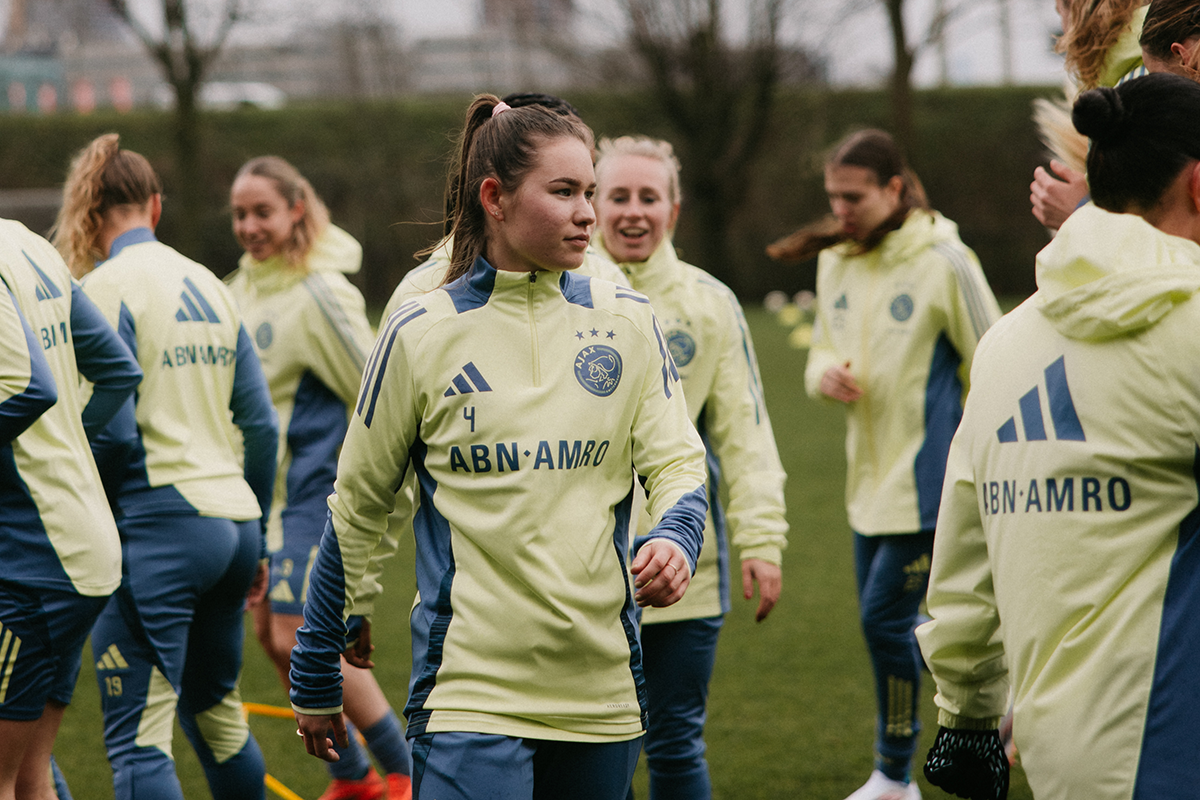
[637, 616, 723, 800]
[411, 731, 641, 800]
[92, 514, 265, 800]
[853, 531, 933, 782]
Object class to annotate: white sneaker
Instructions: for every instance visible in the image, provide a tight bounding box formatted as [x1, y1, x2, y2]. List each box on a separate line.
[843, 770, 921, 800]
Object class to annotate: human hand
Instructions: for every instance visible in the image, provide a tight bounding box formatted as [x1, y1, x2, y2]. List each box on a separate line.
[343, 617, 375, 669]
[630, 539, 690, 607]
[741, 559, 781, 622]
[1030, 159, 1087, 230]
[295, 710, 349, 763]
[244, 560, 269, 610]
[819, 362, 862, 403]
[924, 726, 1009, 800]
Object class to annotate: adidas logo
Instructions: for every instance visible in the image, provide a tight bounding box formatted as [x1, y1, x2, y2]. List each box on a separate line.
[175, 277, 221, 323]
[834, 293, 848, 310]
[95, 643, 129, 671]
[0, 622, 21, 704]
[997, 356, 1085, 443]
[444, 362, 493, 397]
[25, 250, 63, 301]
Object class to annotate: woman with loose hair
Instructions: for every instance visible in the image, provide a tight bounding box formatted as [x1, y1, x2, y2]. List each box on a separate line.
[290, 94, 708, 800]
[1140, 0, 1200, 77]
[1030, 0, 1150, 231]
[919, 72, 1200, 800]
[56, 132, 279, 800]
[226, 156, 412, 800]
[593, 134, 787, 800]
[771, 129, 1000, 800]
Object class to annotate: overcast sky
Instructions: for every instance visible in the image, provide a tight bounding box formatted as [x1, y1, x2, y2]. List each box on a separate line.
[369, 0, 1069, 87]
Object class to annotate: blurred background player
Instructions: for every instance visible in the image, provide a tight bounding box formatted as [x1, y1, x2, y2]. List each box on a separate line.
[593, 134, 788, 800]
[227, 155, 412, 800]
[291, 94, 708, 800]
[920, 72, 1200, 800]
[768, 128, 1001, 800]
[0, 215, 141, 800]
[54, 132, 277, 800]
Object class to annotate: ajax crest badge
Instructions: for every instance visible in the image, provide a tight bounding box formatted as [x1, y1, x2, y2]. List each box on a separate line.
[666, 329, 696, 367]
[890, 294, 914, 322]
[255, 321, 273, 349]
[575, 345, 623, 397]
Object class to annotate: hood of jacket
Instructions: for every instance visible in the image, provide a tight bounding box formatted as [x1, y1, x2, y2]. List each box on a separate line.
[829, 209, 963, 266]
[1098, 4, 1147, 88]
[1034, 203, 1200, 342]
[236, 224, 362, 290]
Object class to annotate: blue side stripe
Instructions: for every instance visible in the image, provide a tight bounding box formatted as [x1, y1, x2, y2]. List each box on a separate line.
[1019, 386, 1047, 441]
[914, 333, 963, 529]
[1133, 447, 1200, 796]
[404, 440, 457, 736]
[612, 484, 648, 728]
[1045, 356, 1085, 441]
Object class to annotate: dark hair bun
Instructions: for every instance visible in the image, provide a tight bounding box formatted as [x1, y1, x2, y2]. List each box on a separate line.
[1073, 87, 1126, 142]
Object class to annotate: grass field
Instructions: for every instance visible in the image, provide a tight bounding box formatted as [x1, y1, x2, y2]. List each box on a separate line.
[53, 306, 1034, 800]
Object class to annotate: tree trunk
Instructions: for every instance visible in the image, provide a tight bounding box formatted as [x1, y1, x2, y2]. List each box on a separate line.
[171, 81, 204, 258]
[885, 0, 915, 154]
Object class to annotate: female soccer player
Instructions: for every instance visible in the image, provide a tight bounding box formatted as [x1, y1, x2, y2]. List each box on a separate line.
[592, 134, 788, 800]
[227, 156, 412, 800]
[290, 95, 709, 800]
[920, 72, 1200, 800]
[0, 217, 140, 800]
[52, 133, 277, 800]
[770, 129, 1001, 800]
[1031, 0, 1149, 230]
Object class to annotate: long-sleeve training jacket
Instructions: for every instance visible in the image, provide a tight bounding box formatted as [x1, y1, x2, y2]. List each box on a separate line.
[291, 257, 708, 743]
[0, 219, 141, 596]
[226, 226, 374, 558]
[917, 203, 1200, 800]
[805, 209, 1001, 535]
[83, 228, 276, 525]
[600, 235, 787, 622]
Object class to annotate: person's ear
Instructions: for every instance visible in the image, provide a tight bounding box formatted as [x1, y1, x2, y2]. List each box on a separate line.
[667, 201, 681, 233]
[1188, 162, 1200, 213]
[481, 177, 504, 222]
[289, 198, 305, 226]
[149, 193, 162, 230]
[1171, 41, 1191, 66]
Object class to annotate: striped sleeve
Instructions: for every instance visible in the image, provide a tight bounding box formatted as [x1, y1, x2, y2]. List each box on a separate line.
[934, 241, 1002, 368]
[303, 273, 375, 406]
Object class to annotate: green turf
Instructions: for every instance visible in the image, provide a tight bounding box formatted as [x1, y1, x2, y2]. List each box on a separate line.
[54, 306, 1032, 799]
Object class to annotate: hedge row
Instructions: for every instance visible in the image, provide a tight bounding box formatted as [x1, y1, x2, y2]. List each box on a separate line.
[0, 84, 1059, 307]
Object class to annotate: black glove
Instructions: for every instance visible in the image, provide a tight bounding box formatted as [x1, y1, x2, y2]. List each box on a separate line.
[924, 726, 1009, 800]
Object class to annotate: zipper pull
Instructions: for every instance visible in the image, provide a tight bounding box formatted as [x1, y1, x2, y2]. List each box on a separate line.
[529, 272, 538, 283]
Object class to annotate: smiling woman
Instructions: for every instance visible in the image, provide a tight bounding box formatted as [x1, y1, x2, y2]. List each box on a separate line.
[288, 94, 711, 800]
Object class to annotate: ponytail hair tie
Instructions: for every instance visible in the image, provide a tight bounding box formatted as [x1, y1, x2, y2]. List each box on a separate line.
[492, 101, 512, 118]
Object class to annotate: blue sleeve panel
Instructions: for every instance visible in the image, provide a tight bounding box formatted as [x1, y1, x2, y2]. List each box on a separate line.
[633, 484, 708, 573]
[88, 302, 140, 500]
[290, 511, 349, 711]
[231, 324, 279, 523]
[70, 284, 142, 439]
[0, 284, 57, 445]
[284, 370, 349, 530]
